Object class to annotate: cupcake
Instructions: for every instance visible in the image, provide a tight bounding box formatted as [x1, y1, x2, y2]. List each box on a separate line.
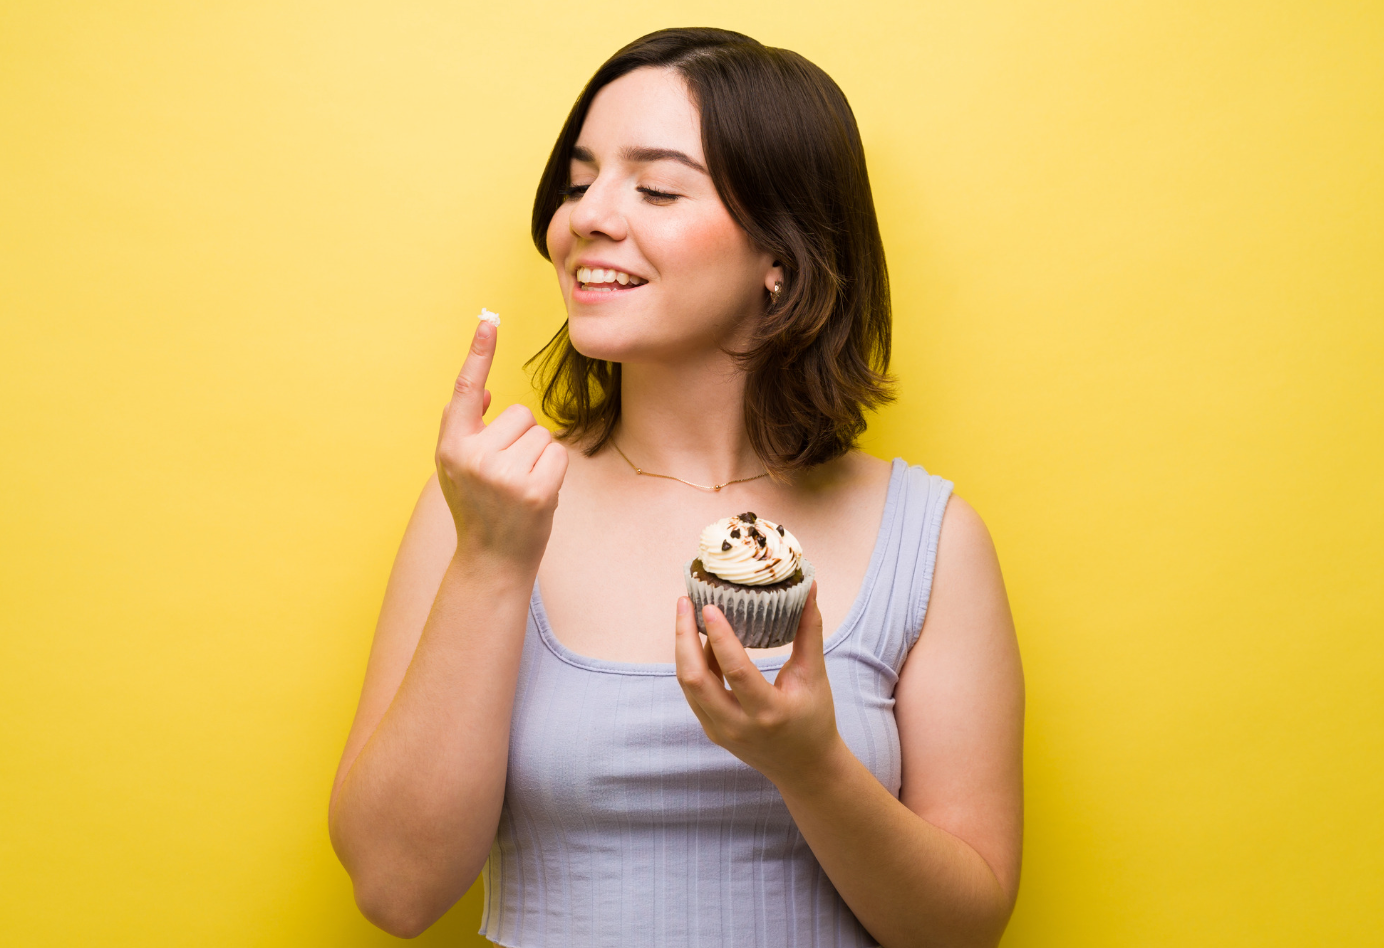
[684, 511, 815, 648]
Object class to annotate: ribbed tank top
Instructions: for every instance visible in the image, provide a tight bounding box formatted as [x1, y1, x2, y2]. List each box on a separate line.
[480, 459, 953, 947]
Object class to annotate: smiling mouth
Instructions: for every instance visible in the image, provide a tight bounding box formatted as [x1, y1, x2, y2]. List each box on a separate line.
[576, 266, 648, 292]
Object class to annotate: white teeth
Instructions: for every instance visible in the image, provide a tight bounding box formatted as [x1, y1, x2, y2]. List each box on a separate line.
[575, 266, 647, 288]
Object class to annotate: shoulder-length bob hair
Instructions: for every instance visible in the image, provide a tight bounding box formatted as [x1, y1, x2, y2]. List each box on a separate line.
[528, 27, 893, 477]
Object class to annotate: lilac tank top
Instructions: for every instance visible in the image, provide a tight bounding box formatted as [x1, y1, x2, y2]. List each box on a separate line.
[480, 459, 953, 947]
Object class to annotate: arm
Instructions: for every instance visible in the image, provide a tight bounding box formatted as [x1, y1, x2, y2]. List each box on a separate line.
[674, 496, 1023, 948]
[327, 320, 567, 938]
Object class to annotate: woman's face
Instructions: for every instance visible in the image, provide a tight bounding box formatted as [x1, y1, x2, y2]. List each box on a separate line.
[546, 67, 779, 364]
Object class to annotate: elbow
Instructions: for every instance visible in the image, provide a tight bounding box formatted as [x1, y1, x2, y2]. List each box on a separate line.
[965, 886, 1018, 948]
[882, 882, 1016, 948]
[353, 880, 444, 939]
[329, 803, 476, 938]
[949, 883, 1015, 948]
[344, 853, 487, 939]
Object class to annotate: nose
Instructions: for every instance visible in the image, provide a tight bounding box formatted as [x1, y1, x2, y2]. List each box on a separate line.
[567, 176, 628, 243]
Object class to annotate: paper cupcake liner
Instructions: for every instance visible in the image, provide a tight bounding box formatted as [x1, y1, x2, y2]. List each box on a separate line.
[683, 558, 815, 649]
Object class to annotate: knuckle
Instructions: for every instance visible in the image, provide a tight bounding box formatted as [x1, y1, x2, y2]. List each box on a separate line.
[453, 374, 477, 398]
[677, 669, 704, 690]
[753, 708, 784, 732]
[469, 452, 496, 482]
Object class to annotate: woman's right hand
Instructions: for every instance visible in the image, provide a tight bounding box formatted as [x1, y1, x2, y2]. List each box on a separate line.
[435, 320, 569, 567]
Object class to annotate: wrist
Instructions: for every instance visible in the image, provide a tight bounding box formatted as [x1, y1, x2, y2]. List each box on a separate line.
[453, 520, 546, 567]
[448, 540, 541, 592]
[770, 732, 858, 802]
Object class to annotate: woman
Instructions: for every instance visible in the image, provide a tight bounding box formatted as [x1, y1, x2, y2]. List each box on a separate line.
[329, 28, 1023, 948]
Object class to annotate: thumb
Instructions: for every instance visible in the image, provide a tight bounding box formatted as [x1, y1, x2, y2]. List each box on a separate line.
[786, 581, 825, 673]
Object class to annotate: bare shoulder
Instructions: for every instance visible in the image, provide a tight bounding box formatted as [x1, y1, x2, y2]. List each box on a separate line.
[934, 495, 1001, 583]
[846, 449, 893, 477]
[793, 449, 892, 500]
[910, 492, 1016, 659]
[841, 449, 893, 480]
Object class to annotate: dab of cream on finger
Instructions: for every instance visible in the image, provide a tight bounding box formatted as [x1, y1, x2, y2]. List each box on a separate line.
[477, 308, 501, 328]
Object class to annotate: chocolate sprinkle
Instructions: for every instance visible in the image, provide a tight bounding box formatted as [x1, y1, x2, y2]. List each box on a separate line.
[755, 534, 767, 547]
[777, 524, 785, 536]
[721, 540, 732, 551]
[739, 512, 757, 523]
[729, 528, 740, 539]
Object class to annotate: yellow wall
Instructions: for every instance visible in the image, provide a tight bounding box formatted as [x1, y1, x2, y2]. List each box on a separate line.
[2, 2, 1380, 944]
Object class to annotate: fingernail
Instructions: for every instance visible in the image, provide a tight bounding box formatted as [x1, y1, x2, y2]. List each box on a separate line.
[677, 597, 690, 615]
[476, 321, 493, 342]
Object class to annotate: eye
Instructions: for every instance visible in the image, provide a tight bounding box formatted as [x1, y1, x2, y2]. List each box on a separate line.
[637, 186, 681, 205]
[558, 184, 590, 200]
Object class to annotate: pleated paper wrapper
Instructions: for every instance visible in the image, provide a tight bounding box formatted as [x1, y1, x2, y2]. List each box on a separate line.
[683, 558, 815, 648]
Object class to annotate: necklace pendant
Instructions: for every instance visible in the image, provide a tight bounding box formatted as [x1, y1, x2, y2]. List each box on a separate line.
[713, 484, 723, 491]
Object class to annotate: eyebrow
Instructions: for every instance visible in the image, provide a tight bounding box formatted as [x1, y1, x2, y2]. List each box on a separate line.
[570, 144, 708, 175]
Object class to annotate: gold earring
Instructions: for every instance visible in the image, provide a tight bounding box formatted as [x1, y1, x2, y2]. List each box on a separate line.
[770, 281, 782, 305]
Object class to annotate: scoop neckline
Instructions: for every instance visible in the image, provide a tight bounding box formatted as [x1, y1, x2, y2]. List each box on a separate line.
[528, 457, 906, 677]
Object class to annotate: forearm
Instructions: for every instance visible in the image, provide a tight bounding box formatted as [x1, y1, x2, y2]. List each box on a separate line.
[329, 550, 532, 930]
[775, 739, 1012, 948]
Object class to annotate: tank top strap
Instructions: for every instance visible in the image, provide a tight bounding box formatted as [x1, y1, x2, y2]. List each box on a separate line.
[848, 459, 953, 674]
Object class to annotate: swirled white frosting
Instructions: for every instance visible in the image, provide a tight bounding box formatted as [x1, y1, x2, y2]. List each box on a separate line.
[697, 512, 803, 585]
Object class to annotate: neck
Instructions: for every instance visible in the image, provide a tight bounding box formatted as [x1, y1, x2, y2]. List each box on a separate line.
[612, 355, 765, 488]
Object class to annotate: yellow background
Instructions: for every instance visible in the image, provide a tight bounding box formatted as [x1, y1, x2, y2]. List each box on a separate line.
[2, 1, 1380, 944]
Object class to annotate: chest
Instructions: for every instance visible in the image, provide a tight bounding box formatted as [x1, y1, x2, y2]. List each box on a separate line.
[490, 622, 903, 946]
[536, 476, 887, 664]
[506, 621, 906, 828]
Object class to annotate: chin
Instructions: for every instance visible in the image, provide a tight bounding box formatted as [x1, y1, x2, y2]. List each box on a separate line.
[566, 314, 681, 364]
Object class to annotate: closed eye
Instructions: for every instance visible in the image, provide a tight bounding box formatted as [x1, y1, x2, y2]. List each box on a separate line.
[558, 184, 681, 203]
[638, 187, 680, 204]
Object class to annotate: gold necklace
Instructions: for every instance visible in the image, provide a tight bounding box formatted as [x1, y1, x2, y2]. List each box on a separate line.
[611, 440, 769, 492]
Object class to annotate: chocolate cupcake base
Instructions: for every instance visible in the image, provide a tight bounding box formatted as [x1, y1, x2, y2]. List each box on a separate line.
[683, 557, 815, 649]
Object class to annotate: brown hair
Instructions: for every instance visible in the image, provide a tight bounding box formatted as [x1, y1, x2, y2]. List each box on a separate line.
[527, 27, 893, 477]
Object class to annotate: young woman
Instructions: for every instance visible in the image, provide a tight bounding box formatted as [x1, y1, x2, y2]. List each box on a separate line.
[329, 28, 1023, 948]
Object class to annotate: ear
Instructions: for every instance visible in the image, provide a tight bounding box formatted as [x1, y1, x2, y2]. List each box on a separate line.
[764, 259, 786, 295]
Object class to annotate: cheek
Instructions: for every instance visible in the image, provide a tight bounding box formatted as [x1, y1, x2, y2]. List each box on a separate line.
[651, 213, 748, 275]
[546, 208, 572, 261]
[644, 210, 758, 296]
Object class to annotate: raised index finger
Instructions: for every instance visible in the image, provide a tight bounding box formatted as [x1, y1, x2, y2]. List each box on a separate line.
[449, 320, 496, 435]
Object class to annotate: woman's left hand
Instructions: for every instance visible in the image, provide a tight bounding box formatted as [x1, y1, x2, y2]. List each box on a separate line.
[674, 583, 843, 788]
